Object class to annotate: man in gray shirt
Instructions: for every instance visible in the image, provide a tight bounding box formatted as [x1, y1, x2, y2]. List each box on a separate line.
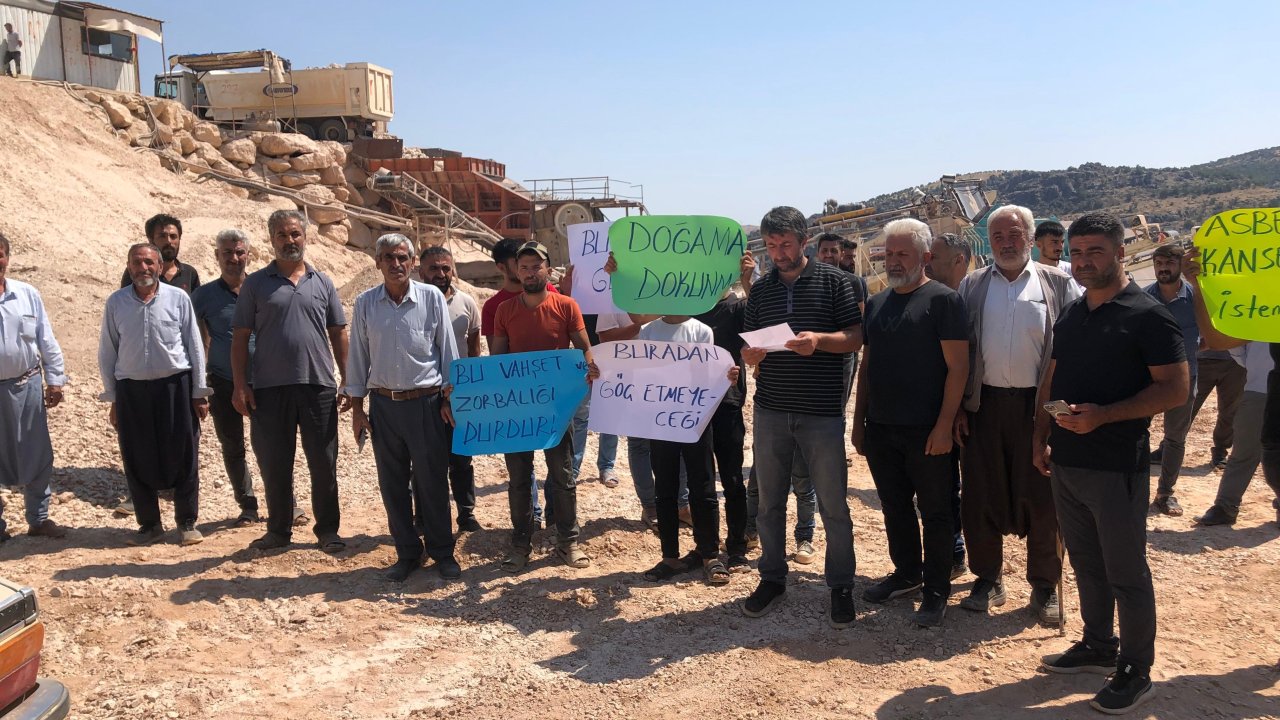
[418, 244, 482, 531]
[232, 210, 349, 553]
[349, 234, 460, 581]
[99, 243, 210, 546]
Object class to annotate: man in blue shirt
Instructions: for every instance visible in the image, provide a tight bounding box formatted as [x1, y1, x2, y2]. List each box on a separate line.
[99, 243, 211, 546]
[192, 229, 260, 526]
[347, 234, 460, 581]
[0, 232, 68, 541]
[1145, 244, 1200, 516]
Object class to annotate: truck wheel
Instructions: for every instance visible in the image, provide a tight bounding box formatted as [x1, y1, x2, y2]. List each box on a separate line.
[295, 122, 317, 139]
[318, 119, 348, 142]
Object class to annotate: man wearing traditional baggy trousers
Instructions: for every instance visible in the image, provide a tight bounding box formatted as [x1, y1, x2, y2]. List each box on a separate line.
[348, 234, 461, 582]
[0, 232, 68, 541]
[99, 243, 210, 546]
[1034, 212, 1187, 715]
[232, 210, 349, 554]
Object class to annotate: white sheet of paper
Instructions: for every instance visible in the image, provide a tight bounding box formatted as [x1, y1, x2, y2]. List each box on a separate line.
[738, 323, 795, 352]
[567, 221, 623, 315]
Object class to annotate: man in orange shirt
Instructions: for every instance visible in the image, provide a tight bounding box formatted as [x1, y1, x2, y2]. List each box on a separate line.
[492, 242, 598, 572]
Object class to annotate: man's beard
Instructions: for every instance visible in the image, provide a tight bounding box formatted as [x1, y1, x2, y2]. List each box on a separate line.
[995, 248, 1030, 273]
[277, 245, 303, 262]
[885, 266, 923, 289]
[522, 279, 544, 294]
[1076, 261, 1120, 290]
[160, 246, 179, 262]
[429, 276, 451, 294]
[133, 275, 156, 287]
[1156, 271, 1179, 285]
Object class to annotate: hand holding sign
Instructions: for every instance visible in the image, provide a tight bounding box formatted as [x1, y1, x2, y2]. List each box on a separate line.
[608, 216, 746, 315]
[1192, 209, 1280, 342]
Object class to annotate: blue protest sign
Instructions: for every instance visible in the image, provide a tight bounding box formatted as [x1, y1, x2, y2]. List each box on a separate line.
[449, 349, 589, 455]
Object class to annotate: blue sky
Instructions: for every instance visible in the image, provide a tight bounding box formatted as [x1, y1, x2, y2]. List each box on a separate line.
[127, 1, 1279, 226]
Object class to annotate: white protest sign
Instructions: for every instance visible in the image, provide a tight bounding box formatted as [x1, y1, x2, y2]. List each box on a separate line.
[588, 340, 733, 442]
[568, 221, 622, 315]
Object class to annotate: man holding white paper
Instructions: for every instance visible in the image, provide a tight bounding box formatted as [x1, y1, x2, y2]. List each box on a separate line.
[739, 206, 863, 628]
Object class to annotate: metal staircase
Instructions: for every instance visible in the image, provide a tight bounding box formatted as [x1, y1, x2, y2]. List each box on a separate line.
[366, 170, 503, 251]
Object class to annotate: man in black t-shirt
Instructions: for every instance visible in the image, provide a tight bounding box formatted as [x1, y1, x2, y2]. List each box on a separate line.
[852, 218, 969, 628]
[118, 214, 202, 294]
[1033, 212, 1187, 715]
[1265, 343, 1280, 526]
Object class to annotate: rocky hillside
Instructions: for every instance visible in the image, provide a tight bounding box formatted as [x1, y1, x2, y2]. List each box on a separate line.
[836, 147, 1280, 230]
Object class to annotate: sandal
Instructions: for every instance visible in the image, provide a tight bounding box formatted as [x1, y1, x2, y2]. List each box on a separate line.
[554, 544, 591, 569]
[234, 513, 259, 528]
[704, 558, 731, 586]
[642, 559, 687, 582]
[677, 550, 703, 573]
[726, 554, 751, 573]
[501, 550, 530, 573]
[318, 533, 346, 554]
[248, 532, 290, 550]
[292, 510, 310, 528]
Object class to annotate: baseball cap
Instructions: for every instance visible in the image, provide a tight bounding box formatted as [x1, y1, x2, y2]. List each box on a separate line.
[517, 241, 550, 261]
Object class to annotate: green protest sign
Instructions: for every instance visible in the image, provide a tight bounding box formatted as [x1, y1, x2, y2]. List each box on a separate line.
[1193, 208, 1280, 342]
[608, 215, 745, 315]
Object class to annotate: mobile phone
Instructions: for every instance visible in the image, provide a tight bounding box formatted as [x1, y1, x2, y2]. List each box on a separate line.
[1042, 400, 1074, 417]
[357, 427, 369, 452]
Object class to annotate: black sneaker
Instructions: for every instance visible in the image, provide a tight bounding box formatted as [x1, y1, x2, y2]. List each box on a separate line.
[1040, 640, 1117, 675]
[1090, 663, 1153, 715]
[742, 580, 786, 617]
[829, 588, 856, 628]
[950, 561, 968, 581]
[1210, 446, 1227, 470]
[1149, 495, 1183, 517]
[125, 524, 165, 547]
[384, 557, 420, 582]
[457, 516, 483, 533]
[1196, 505, 1237, 526]
[959, 578, 1006, 612]
[861, 573, 922, 604]
[1031, 587, 1060, 625]
[435, 556, 462, 580]
[914, 591, 947, 627]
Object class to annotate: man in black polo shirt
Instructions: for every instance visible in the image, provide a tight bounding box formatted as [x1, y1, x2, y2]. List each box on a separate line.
[739, 206, 862, 628]
[852, 218, 968, 628]
[1033, 212, 1187, 715]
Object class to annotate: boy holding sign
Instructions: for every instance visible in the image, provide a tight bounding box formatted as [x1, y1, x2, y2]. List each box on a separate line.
[492, 242, 600, 571]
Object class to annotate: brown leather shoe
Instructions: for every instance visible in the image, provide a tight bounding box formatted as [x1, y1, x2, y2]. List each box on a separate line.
[27, 519, 68, 538]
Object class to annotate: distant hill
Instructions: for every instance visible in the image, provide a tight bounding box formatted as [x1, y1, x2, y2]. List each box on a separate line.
[836, 147, 1280, 231]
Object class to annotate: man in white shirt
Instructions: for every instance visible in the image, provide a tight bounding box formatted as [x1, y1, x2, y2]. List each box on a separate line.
[0, 232, 68, 541]
[955, 205, 1080, 625]
[3, 24, 21, 77]
[418, 244, 482, 532]
[99, 243, 211, 547]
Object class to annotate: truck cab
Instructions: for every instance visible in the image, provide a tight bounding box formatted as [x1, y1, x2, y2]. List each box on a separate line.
[154, 71, 209, 119]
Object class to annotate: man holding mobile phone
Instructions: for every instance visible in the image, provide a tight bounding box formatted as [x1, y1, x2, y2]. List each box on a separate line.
[1032, 213, 1188, 715]
[346, 234, 460, 582]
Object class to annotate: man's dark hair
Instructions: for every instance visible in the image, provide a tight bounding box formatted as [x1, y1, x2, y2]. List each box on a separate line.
[1152, 243, 1184, 260]
[1066, 213, 1125, 247]
[759, 206, 808, 240]
[492, 237, 523, 265]
[937, 232, 972, 263]
[420, 245, 453, 261]
[839, 238, 858, 251]
[1034, 220, 1066, 241]
[814, 232, 843, 247]
[145, 213, 182, 241]
[0, 231, 9, 256]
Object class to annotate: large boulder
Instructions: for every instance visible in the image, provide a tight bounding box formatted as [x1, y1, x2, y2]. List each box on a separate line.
[265, 158, 293, 173]
[319, 140, 347, 167]
[101, 98, 133, 129]
[318, 165, 345, 186]
[152, 121, 175, 146]
[309, 205, 348, 225]
[146, 98, 184, 127]
[359, 187, 382, 207]
[296, 184, 337, 205]
[343, 163, 368, 186]
[173, 130, 196, 156]
[220, 138, 258, 165]
[259, 132, 320, 157]
[192, 141, 222, 166]
[317, 221, 349, 246]
[289, 149, 333, 172]
[279, 171, 322, 188]
[342, 183, 365, 206]
[346, 220, 375, 249]
[209, 158, 240, 176]
[331, 186, 351, 203]
[191, 122, 222, 148]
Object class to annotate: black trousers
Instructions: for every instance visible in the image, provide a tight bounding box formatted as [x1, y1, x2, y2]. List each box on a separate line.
[1263, 361, 1280, 504]
[208, 374, 257, 515]
[652, 432, 718, 559]
[444, 422, 477, 523]
[504, 429, 576, 550]
[1191, 357, 1247, 451]
[710, 401, 747, 556]
[370, 393, 454, 561]
[1051, 463, 1156, 671]
[250, 384, 340, 540]
[116, 373, 199, 529]
[865, 422, 955, 597]
[961, 387, 1061, 590]
[2, 51, 19, 76]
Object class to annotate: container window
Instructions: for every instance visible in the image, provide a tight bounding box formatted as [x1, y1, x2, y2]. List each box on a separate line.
[82, 27, 132, 63]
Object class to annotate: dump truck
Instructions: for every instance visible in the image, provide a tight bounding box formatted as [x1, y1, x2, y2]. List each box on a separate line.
[155, 49, 393, 141]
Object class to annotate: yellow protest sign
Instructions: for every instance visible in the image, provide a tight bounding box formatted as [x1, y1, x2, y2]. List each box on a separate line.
[1193, 208, 1280, 342]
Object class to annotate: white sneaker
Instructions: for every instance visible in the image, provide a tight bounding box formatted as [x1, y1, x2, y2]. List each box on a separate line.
[794, 540, 816, 565]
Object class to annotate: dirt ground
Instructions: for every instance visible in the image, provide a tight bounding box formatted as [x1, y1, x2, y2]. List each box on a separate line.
[0, 78, 1278, 720]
